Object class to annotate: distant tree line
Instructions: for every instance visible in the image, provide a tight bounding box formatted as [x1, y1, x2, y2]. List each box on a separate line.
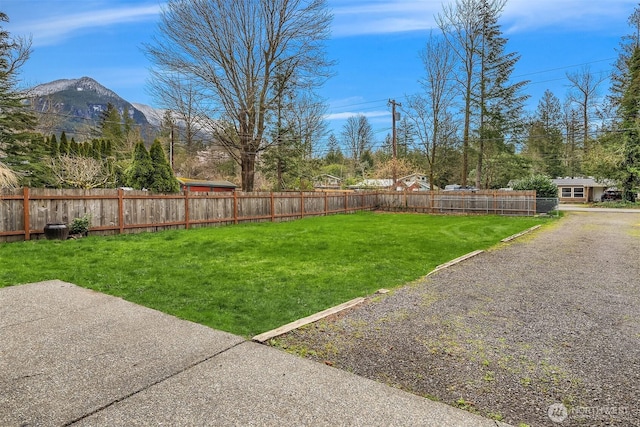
[1, 1, 639, 200]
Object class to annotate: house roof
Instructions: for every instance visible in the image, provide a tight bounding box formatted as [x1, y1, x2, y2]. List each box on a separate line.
[349, 179, 394, 188]
[403, 180, 436, 190]
[398, 173, 430, 182]
[551, 177, 612, 187]
[177, 177, 238, 188]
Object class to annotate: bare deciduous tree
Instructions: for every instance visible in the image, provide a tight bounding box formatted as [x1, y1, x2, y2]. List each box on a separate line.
[49, 155, 111, 189]
[341, 114, 374, 168]
[436, 0, 485, 186]
[406, 32, 458, 190]
[148, 71, 208, 154]
[145, 0, 333, 191]
[25, 94, 63, 137]
[567, 66, 606, 155]
[563, 100, 583, 177]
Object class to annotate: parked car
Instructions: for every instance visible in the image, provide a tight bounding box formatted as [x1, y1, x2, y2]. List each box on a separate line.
[601, 188, 622, 201]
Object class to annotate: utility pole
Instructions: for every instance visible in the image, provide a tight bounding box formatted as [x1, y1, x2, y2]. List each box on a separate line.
[389, 99, 402, 188]
[170, 124, 175, 172]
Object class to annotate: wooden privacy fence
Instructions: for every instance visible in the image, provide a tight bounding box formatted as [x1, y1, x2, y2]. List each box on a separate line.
[0, 188, 536, 242]
[377, 190, 537, 215]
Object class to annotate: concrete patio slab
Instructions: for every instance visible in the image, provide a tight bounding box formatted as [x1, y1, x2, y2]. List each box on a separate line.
[0, 280, 507, 427]
[0, 281, 243, 426]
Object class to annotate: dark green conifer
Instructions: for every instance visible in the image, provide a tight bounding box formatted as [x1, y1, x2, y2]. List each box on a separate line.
[149, 139, 179, 193]
[127, 141, 153, 190]
[49, 134, 59, 157]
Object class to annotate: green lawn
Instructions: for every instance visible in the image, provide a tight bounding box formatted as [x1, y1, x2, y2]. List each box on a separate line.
[0, 212, 549, 337]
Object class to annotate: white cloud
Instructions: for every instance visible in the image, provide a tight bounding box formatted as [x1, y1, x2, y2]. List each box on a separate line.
[331, 0, 440, 37]
[325, 110, 389, 121]
[502, 0, 637, 33]
[330, 0, 637, 37]
[9, 3, 162, 47]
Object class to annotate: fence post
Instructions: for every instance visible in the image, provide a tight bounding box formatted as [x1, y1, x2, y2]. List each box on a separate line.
[430, 191, 435, 214]
[324, 191, 328, 216]
[184, 190, 190, 229]
[233, 191, 238, 224]
[344, 192, 348, 213]
[270, 192, 275, 222]
[300, 191, 305, 219]
[118, 188, 125, 234]
[23, 187, 30, 240]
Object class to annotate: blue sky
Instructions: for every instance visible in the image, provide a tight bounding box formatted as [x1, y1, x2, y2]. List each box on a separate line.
[2, 0, 637, 145]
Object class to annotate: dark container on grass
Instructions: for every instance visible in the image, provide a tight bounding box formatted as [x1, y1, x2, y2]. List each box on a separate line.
[44, 223, 69, 240]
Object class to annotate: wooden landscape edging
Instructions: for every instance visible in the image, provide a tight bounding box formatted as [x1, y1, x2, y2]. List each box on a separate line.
[252, 297, 366, 343]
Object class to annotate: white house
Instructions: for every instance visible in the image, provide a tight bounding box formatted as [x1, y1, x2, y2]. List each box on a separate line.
[397, 173, 438, 191]
[551, 177, 613, 203]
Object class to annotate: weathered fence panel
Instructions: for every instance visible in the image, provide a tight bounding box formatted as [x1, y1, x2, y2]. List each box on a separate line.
[0, 189, 536, 242]
[376, 190, 536, 215]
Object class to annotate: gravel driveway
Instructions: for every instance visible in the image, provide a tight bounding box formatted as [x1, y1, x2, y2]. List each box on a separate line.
[273, 212, 640, 426]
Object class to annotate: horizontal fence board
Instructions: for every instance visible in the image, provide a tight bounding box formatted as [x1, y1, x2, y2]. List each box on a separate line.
[0, 189, 538, 242]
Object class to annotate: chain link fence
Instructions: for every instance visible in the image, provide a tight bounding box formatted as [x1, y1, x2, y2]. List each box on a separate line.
[536, 198, 559, 215]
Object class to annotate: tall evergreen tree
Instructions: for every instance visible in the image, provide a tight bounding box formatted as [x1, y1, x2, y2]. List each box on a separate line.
[619, 46, 640, 202]
[0, 12, 41, 186]
[90, 139, 101, 159]
[474, 0, 529, 188]
[3, 132, 54, 187]
[100, 103, 124, 150]
[103, 139, 113, 157]
[324, 134, 344, 165]
[610, 5, 640, 107]
[69, 139, 79, 156]
[525, 90, 565, 178]
[59, 131, 70, 155]
[149, 139, 179, 193]
[49, 134, 59, 157]
[127, 141, 153, 190]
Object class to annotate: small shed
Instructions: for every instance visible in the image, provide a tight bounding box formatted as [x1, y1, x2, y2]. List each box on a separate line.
[551, 177, 612, 203]
[177, 177, 238, 193]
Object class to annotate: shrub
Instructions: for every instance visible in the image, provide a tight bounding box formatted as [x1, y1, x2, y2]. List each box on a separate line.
[512, 175, 558, 198]
[69, 214, 91, 235]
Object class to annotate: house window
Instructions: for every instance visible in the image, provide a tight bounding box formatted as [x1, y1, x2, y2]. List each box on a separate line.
[562, 188, 572, 198]
[573, 187, 584, 198]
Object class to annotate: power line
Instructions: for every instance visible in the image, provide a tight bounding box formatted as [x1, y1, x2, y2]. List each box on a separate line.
[513, 58, 617, 78]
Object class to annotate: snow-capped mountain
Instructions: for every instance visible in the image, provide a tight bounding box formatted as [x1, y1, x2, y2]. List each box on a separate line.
[131, 102, 165, 128]
[29, 77, 122, 99]
[27, 77, 163, 141]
